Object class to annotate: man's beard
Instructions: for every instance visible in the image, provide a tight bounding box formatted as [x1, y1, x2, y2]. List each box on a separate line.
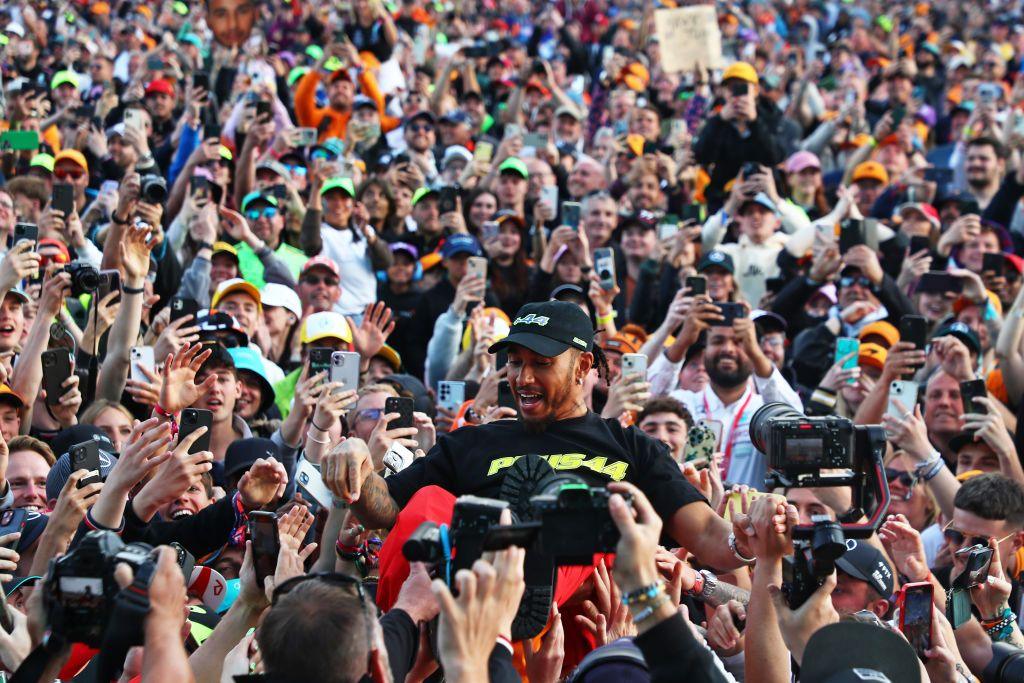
[966, 172, 988, 190]
[706, 355, 751, 389]
[521, 375, 578, 434]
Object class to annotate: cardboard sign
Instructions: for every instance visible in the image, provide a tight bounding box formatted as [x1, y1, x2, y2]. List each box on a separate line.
[655, 6, 724, 73]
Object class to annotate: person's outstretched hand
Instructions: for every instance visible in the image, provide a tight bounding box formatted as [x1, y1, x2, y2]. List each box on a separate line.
[767, 571, 840, 665]
[157, 342, 216, 414]
[347, 301, 395, 361]
[238, 457, 288, 509]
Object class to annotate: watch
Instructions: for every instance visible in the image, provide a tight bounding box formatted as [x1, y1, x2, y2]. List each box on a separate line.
[686, 568, 718, 600]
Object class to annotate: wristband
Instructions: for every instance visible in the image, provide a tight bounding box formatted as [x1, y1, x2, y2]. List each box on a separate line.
[311, 418, 331, 432]
[630, 593, 672, 624]
[111, 210, 129, 225]
[729, 532, 755, 565]
[810, 388, 838, 408]
[123, 285, 145, 295]
[495, 635, 513, 655]
[306, 429, 329, 445]
[596, 310, 617, 326]
[153, 404, 179, 437]
[622, 581, 664, 606]
[195, 240, 213, 252]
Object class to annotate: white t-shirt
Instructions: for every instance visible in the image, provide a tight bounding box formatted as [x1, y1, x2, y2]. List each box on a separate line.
[319, 225, 377, 316]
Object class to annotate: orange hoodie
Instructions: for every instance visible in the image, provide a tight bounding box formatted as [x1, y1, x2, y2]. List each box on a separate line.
[294, 68, 400, 142]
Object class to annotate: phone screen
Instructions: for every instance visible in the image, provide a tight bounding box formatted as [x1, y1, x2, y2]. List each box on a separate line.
[900, 584, 932, 658]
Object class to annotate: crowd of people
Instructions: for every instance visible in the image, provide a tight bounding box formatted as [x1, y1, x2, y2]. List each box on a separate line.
[1, 0, 1024, 680]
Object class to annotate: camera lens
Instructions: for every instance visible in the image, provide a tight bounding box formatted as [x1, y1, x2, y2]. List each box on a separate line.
[749, 402, 804, 453]
[299, 472, 308, 484]
[77, 268, 100, 292]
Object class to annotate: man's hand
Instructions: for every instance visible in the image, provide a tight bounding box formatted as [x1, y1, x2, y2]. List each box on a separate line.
[733, 315, 772, 376]
[347, 301, 395, 361]
[588, 271, 619, 318]
[136, 428, 214, 516]
[677, 297, 724, 350]
[524, 604, 564, 683]
[843, 245, 884, 286]
[105, 417, 174, 493]
[146, 546, 188, 630]
[116, 173, 141, 218]
[600, 373, 650, 419]
[808, 245, 842, 284]
[767, 571, 840, 665]
[706, 600, 746, 656]
[153, 314, 201, 361]
[606, 481, 661, 593]
[39, 269, 72, 320]
[969, 540, 1013, 620]
[451, 274, 485, 317]
[734, 494, 797, 561]
[237, 541, 270, 611]
[238, 458, 288, 509]
[392, 562, 441, 623]
[962, 396, 1017, 462]
[931, 335, 974, 382]
[878, 514, 930, 583]
[265, 505, 317, 601]
[47, 470, 104, 538]
[320, 438, 374, 504]
[880, 341, 927, 383]
[575, 558, 636, 646]
[367, 412, 418, 469]
[0, 241, 41, 292]
[47, 374, 83, 428]
[157, 342, 217, 414]
[312, 385, 357, 434]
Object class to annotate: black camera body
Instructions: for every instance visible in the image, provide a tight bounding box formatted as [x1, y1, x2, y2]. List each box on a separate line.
[754, 409, 855, 473]
[404, 495, 509, 579]
[139, 174, 168, 204]
[531, 482, 622, 565]
[61, 260, 101, 297]
[43, 531, 156, 647]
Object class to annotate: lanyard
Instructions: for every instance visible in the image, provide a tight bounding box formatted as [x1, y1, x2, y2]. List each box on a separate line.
[703, 389, 754, 481]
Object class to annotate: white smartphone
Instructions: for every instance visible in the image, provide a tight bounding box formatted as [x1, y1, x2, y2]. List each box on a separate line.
[329, 351, 361, 394]
[887, 380, 919, 422]
[657, 222, 679, 241]
[621, 353, 647, 381]
[130, 346, 155, 383]
[124, 108, 145, 131]
[294, 459, 333, 509]
[383, 442, 415, 476]
[437, 380, 466, 413]
[540, 185, 559, 213]
[467, 256, 488, 282]
[698, 418, 724, 450]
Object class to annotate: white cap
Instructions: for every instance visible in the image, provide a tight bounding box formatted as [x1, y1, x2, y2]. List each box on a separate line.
[442, 145, 473, 169]
[105, 123, 126, 138]
[4, 24, 25, 38]
[260, 283, 302, 319]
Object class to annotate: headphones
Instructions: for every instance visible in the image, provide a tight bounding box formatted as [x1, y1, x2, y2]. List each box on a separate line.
[376, 260, 423, 283]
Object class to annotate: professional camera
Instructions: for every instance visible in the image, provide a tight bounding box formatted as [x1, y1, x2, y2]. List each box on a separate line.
[404, 495, 509, 582]
[139, 173, 168, 204]
[529, 479, 623, 565]
[43, 530, 157, 647]
[983, 642, 1024, 683]
[749, 403, 890, 608]
[60, 260, 101, 296]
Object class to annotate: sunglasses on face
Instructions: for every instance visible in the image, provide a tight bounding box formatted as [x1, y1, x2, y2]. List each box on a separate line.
[408, 123, 434, 133]
[245, 206, 279, 220]
[302, 274, 339, 287]
[283, 164, 307, 176]
[942, 521, 1015, 548]
[54, 168, 84, 180]
[884, 468, 919, 488]
[354, 407, 382, 422]
[310, 150, 337, 161]
[839, 276, 872, 289]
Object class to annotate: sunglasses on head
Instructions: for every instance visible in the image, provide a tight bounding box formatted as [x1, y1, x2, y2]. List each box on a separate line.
[283, 164, 307, 176]
[310, 149, 337, 161]
[839, 275, 872, 289]
[245, 206, 279, 220]
[302, 274, 339, 286]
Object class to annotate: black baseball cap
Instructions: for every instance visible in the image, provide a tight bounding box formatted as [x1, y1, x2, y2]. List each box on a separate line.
[224, 438, 280, 479]
[801, 622, 920, 683]
[835, 539, 894, 598]
[697, 250, 734, 274]
[932, 320, 982, 356]
[489, 301, 594, 357]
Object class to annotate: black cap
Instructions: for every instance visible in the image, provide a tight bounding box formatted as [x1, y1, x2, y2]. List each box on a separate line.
[617, 210, 658, 232]
[835, 539, 894, 598]
[224, 438, 280, 479]
[489, 301, 594, 357]
[549, 283, 587, 304]
[697, 250, 734, 274]
[949, 430, 989, 453]
[801, 622, 919, 683]
[932, 320, 981, 355]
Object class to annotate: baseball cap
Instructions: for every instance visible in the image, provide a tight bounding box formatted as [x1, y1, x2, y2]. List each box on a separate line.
[852, 161, 889, 184]
[227, 348, 275, 413]
[800, 623, 919, 683]
[932, 320, 981, 355]
[224, 438, 280, 479]
[897, 202, 940, 229]
[211, 278, 262, 313]
[859, 321, 899, 348]
[374, 344, 402, 372]
[601, 328, 645, 355]
[617, 210, 658, 232]
[411, 187, 439, 206]
[195, 310, 249, 348]
[0, 384, 24, 408]
[858, 343, 888, 371]
[835, 539, 894, 598]
[105, 123, 126, 139]
[390, 242, 419, 260]
[29, 154, 54, 173]
[554, 105, 583, 121]
[300, 312, 352, 344]
[381, 373, 434, 415]
[697, 250, 735, 274]
[751, 310, 787, 334]
[784, 150, 821, 174]
[489, 301, 595, 357]
[442, 234, 482, 258]
[240, 191, 278, 213]
[50, 70, 80, 90]
[352, 94, 376, 110]
[212, 242, 239, 262]
[46, 426, 119, 502]
[254, 160, 290, 180]
[3, 288, 29, 305]
[144, 78, 174, 97]
[260, 283, 302, 319]
[949, 431, 987, 453]
[498, 157, 529, 179]
[319, 177, 356, 198]
[440, 110, 472, 126]
[55, 149, 88, 173]
[722, 62, 758, 84]
[441, 145, 473, 169]
[405, 109, 436, 126]
[738, 192, 778, 215]
[300, 255, 340, 279]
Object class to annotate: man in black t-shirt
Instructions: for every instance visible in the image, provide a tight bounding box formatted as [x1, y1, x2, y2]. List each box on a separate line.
[321, 300, 767, 570]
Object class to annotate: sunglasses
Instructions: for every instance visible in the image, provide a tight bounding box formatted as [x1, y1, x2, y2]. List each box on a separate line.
[309, 149, 337, 161]
[884, 468, 919, 488]
[408, 123, 434, 133]
[942, 521, 1016, 549]
[54, 168, 84, 180]
[245, 207, 279, 220]
[302, 274, 339, 287]
[272, 572, 373, 671]
[839, 276, 872, 289]
[283, 164, 307, 176]
[354, 407, 382, 422]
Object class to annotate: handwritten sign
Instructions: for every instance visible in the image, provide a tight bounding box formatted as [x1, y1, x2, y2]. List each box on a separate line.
[655, 6, 723, 73]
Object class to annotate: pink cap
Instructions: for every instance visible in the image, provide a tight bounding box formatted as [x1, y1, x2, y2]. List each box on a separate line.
[784, 151, 822, 174]
[813, 283, 838, 304]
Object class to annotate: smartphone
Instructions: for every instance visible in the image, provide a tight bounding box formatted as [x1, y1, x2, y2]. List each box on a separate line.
[170, 296, 200, 324]
[308, 347, 333, 377]
[480, 220, 500, 242]
[41, 349, 73, 407]
[295, 127, 318, 146]
[960, 379, 988, 416]
[917, 272, 962, 294]
[52, 183, 74, 216]
[594, 247, 616, 290]
[129, 346, 155, 384]
[254, 100, 271, 119]
[474, 141, 494, 163]
[955, 545, 994, 589]
[466, 256, 488, 282]
[891, 106, 906, 126]
[685, 422, 717, 467]
[909, 235, 931, 255]
[839, 219, 864, 253]
[482, 523, 541, 551]
[621, 353, 647, 381]
[657, 222, 679, 241]
[883, 380, 918, 422]
[171, 542, 195, 583]
[716, 302, 746, 326]
[923, 167, 953, 185]
[0, 509, 26, 543]
[539, 185, 559, 214]
[96, 270, 121, 303]
[983, 252, 1005, 276]
[383, 442, 415, 476]
[205, 122, 222, 141]
[124, 108, 145, 130]
[70, 440, 103, 488]
[699, 418, 724, 449]
[835, 337, 860, 383]
[685, 275, 707, 296]
[178, 408, 213, 454]
[561, 201, 582, 230]
[898, 582, 933, 659]
[329, 351, 361, 393]
[12, 223, 38, 248]
[438, 186, 458, 214]
[0, 130, 40, 151]
[385, 396, 415, 429]
[247, 511, 279, 586]
[437, 381, 466, 413]
[899, 315, 928, 352]
[190, 176, 210, 197]
[497, 380, 516, 411]
[523, 132, 548, 151]
[730, 82, 749, 97]
[192, 71, 210, 90]
[294, 459, 333, 509]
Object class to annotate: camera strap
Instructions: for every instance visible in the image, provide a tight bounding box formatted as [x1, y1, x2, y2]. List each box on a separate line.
[9, 632, 69, 683]
[94, 573, 153, 682]
[703, 389, 754, 478]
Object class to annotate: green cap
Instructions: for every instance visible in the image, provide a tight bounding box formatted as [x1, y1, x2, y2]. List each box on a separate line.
[324, 56, 344, 72]
[876, 15, 893, 32]
[29, 153, 55, 172]
[50, 70, 80, 90]
[241, 191, 279, 212]
[219, 145, 233, 161]
[319, 177, 355, 198]
[305, 45, 324, 61]
[0, 35, 9, 47]
[181, 32, 203, 48]
[172, 1, 189, 15]
[287, 66, 310, 86]
[412, 187, 439, 206]
[498, 156, 529, 179]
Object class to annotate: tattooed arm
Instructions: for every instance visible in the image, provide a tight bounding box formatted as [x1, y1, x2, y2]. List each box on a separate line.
[320, 438, 402, 530]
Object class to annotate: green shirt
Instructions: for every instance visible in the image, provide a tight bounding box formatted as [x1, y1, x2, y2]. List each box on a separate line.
[236, 241, 309, 289]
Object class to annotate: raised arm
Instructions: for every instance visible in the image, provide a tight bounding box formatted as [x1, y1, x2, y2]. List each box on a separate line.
[320, 438, 400, 529]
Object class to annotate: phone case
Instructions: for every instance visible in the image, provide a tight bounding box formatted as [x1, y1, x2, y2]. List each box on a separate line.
[438, 381, 466, 413]
[621, 353, 647, 380]
[960, 379, 988, 416]
[835, 337, 860, 384]
[329, 351, 360, 393]
[385, 397, 414, 429]
[698, 419, 724, 449]
[595, 248, 616, 290]
[71, 441, 102, 488]
[179, 409, 213, 454]
[898, 582, 933, 658]
[308, 348, 333, 377]
[383, 442, 415, 475]
[52, 184, 74, 215]
[467, 256, 488, 282]
[247, 512, 279, 584]
[887, 381, 919, 421]
[170, 297, 200, 323]
[41, 350, 72, 407]
[497, 380, 516, 411]
[562, 201, 581, 229]
[130, 346, 155, 383]
[685, 276, 707, 296]
[295, 460, 333, 509]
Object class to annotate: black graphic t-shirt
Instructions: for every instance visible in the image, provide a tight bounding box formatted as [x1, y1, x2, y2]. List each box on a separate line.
[386, 412, 707, 524]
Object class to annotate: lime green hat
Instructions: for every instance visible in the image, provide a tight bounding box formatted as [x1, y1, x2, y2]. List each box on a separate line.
[219, 145, 233, 161]
[498, 157, 529, 179]
[319, 177, 355, 198]
[30, 153, 55, 172]
[241, 191, 279, 213]
[305, 45, 324, 61]
[50, 70, 80, 90]
[287, 66, 310, 86]
[412, 187, 439, 206]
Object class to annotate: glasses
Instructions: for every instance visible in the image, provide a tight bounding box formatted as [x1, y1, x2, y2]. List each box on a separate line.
[884, 468, 919, 488]
[301, 274, 339, 287]
[283, 164, 307, 176]
[310, 150, 337, 161]
[272, 572, 373, 671]
[839, 276, 872, 289]
[408, 123, 434, 133]
[354, 408, 382, 422]
[245, 207, 279, 220]
[942, 521, 1016, 549]
[54, 168, 84, 180]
